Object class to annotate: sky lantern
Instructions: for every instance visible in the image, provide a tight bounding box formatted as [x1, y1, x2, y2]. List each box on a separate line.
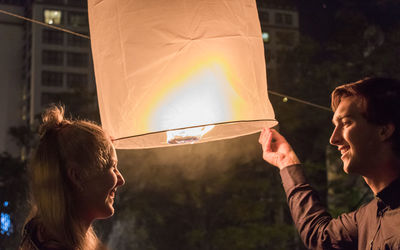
[87, 0, 277, 149]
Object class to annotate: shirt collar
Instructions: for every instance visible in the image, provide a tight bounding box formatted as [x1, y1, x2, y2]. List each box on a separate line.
[376, 177, 400, 209]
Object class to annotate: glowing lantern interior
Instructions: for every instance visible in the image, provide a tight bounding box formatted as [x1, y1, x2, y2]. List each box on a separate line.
[167, 125, 215, 144]
[88, 0, 277, 149]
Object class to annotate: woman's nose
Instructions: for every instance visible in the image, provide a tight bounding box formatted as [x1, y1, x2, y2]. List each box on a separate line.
[116, 169, 125, 186]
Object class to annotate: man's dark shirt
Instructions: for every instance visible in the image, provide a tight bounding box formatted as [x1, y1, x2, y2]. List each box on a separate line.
[280, 165, 400, 250]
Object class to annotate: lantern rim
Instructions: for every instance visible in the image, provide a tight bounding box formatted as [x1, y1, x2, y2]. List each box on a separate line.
[111, 119, 278, 149]
[113, 118, 277, 142]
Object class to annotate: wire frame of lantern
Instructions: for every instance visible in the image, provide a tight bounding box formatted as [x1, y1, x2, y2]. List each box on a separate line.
[88, 0, 277, 149]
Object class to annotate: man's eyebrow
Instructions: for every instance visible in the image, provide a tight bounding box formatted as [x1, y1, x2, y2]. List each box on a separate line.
[332, 114, 353, 123]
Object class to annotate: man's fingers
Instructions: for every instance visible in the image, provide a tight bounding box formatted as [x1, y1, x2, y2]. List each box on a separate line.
[259, 128, 271, 147]
[265, 129, 273, 152]
[258, 128, 266, 144]
[259, 128, 276, 153]
[259, 128, 269, 146]
[270, 128, 287, 144]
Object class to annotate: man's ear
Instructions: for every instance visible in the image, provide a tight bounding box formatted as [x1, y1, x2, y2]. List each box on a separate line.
[379, 123, 395, 142]
[67, 164, 84, 191]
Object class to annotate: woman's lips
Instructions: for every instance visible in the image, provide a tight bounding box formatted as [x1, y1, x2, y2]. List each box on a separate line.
[109, 188, 116, 198]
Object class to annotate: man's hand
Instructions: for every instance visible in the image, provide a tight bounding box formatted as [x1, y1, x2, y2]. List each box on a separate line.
[258, 128, 300, 169]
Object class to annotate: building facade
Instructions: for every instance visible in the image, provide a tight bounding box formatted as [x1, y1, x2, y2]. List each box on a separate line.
[0, 0, 95, 157]
[28, 0, 96, 124]
[0, 1, 25, 156]
[257, 0, 299, 82]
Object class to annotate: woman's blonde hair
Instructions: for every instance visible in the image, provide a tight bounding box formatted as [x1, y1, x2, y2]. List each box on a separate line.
[26, 105, 112, 249]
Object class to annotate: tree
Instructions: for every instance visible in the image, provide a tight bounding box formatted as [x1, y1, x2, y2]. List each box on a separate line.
[101, 134, 305, 250]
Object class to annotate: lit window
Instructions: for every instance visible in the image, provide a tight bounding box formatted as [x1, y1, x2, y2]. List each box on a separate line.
[44, 9, 62, 25]
[262, 32, 270, 43]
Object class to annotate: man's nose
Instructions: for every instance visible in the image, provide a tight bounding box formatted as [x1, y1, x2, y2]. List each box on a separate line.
[329, 126, 341, 146]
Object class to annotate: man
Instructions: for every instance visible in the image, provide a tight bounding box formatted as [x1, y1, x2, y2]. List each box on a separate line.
[259, 77, 400, 249]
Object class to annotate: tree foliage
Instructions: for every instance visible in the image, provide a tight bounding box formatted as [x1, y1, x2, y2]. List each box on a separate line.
[270, 0, 400, 212]
[98, 1, 400, 249]
[104, 155, 302, 250]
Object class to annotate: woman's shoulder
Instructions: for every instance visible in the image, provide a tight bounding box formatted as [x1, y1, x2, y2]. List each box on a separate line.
[19, 218, 67, 250]
[19, 218, 40, 250]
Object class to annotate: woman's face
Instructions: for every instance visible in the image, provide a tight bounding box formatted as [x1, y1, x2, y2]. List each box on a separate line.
[77, 144, 125, 223]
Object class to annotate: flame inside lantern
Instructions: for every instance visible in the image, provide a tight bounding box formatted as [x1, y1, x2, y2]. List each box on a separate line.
[149, 62, 242, 144]
[166, 125, 215, 144]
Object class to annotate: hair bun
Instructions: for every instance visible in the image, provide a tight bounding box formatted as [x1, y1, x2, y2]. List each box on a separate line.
[39, 105, 69, 137]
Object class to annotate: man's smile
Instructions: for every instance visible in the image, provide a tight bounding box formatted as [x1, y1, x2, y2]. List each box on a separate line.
[338, 146, 350, 157]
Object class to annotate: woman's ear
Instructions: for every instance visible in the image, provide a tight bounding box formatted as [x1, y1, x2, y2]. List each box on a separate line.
[379, 123, 395, 142]
[67, 164, 84, 191]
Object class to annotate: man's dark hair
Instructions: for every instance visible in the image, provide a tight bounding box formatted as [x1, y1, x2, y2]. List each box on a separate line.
[331, 77, 400, 154]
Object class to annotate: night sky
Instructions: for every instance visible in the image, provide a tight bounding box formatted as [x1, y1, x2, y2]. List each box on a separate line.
[296, 0, 400, 41]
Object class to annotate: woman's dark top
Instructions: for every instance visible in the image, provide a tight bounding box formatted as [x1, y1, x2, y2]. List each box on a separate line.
[19, 218, 67, 250]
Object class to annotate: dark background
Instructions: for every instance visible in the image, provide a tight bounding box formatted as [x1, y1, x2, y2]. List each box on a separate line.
[1, 0, 400, 249]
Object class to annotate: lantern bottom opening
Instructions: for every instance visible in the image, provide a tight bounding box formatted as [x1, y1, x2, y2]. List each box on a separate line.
[113, 119, 278, 149]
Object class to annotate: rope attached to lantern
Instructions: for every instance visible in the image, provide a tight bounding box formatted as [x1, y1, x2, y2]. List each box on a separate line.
[0, 8, 89, 39]
[0, 7, 331, 113]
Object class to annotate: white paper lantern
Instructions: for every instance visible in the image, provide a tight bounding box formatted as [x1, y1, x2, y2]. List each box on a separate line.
[88, 0, 277, 149]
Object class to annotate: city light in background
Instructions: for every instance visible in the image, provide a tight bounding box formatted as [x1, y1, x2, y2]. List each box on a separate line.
[0, 201, 12, 236]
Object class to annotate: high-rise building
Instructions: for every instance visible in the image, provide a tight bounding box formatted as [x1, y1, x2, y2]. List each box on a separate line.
[0, 0, 25, 156]
[0, 0, 96, 157]
[28, 0, 96, 123]
[257, 0, 299, 81]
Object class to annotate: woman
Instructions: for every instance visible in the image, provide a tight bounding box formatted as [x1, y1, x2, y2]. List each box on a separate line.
[20, 105, 125, 250]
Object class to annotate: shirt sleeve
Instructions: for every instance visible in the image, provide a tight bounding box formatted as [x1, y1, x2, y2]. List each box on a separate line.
[280, 165, 358, 249]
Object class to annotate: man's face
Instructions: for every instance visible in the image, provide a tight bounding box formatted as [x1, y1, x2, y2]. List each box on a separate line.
[330, 96, 382, 175]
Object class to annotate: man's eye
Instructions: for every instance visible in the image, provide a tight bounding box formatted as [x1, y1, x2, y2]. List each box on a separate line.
[343, 120, 352, 126]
